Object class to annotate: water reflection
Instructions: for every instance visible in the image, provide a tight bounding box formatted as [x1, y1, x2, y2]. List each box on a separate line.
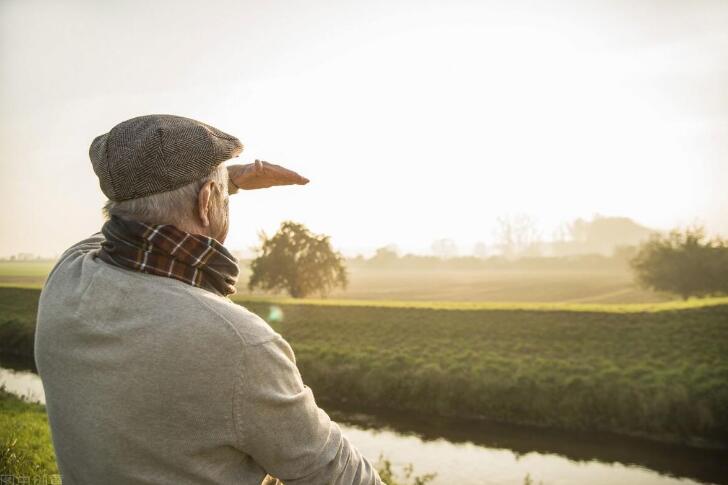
[325, 404, 727, 485]
[339, 424, 706, 485]
[1, 361, 725, 485]
[0, 364, 44, 404]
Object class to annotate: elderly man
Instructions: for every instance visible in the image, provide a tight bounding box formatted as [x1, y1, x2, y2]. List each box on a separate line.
[34, 115, 382, 485]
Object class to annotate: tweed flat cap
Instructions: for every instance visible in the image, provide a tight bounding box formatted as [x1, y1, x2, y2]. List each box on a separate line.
[90, 114, 243, 201]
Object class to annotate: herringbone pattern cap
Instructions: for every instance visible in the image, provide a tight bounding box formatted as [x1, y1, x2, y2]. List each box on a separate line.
[90, 114, 243, 201]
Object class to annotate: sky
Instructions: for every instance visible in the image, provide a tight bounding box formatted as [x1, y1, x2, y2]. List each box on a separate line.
[1, 0, 727, 257]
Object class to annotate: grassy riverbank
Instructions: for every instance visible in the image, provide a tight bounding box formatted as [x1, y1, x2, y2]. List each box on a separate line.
[0, 288, 38, 362]
[0, 389, 57, 477]
[2, 287, 727, 447]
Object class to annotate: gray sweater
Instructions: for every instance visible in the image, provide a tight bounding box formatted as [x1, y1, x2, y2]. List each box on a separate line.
[35, 233, 382, 485]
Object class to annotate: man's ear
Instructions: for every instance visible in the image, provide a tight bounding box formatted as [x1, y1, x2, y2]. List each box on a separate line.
[197, 181, 215, 228]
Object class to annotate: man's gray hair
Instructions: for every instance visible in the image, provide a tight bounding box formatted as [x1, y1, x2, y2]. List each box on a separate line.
[103, 164, 228, 227]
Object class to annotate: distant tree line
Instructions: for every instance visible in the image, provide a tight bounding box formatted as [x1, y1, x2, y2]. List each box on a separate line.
[351, 245, 638, 272]
[491, 214, 654, 258]
[0, 253, 55, 262]
[246, 221, 728, 301]
[401, 215, 655, 262]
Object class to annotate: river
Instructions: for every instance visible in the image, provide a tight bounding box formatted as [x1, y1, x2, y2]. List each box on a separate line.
[1, 364, 725, 485]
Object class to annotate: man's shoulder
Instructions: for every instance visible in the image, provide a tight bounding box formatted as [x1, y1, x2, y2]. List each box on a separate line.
[185, 287, 280, 347]
[46, 232, 105, 282]
[45, 232, 279, 348]
[89, 256, 281, 349]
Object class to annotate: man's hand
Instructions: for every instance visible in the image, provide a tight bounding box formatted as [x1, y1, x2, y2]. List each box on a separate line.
[227, 160, 309, 193]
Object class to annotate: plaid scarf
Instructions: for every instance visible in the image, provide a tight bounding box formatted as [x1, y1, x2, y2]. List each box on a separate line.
[96, 215, 239, 296]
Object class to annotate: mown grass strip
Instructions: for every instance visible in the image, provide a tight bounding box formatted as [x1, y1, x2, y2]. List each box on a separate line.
[8, 281, 727, 312]
[231, 294, 728, 313]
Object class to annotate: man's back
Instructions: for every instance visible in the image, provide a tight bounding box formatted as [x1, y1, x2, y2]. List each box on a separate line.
[35, 234, 380, 485]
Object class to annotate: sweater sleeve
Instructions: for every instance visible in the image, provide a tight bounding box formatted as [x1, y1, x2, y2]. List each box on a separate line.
[233, 335, 382, 485]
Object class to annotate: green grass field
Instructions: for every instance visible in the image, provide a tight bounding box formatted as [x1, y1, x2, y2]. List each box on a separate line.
[326, 266, 669, 303]
[241, 299, 728, 446]
[0, 262, 56, 289]
[0, 261, 668, 303]
[2, 286, 727, 447]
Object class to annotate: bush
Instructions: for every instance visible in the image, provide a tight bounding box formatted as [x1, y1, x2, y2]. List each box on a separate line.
[631, 227, 728, 299]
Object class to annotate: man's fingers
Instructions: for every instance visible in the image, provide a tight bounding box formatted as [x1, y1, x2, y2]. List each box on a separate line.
[260, 160, 309, 185]
[240, 160, 309, 187]
[280, 167, 308, 184]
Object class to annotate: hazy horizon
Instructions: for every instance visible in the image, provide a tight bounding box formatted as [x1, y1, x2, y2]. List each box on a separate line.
[0, 213, 696, 260]
[2, 0, 727, 258]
